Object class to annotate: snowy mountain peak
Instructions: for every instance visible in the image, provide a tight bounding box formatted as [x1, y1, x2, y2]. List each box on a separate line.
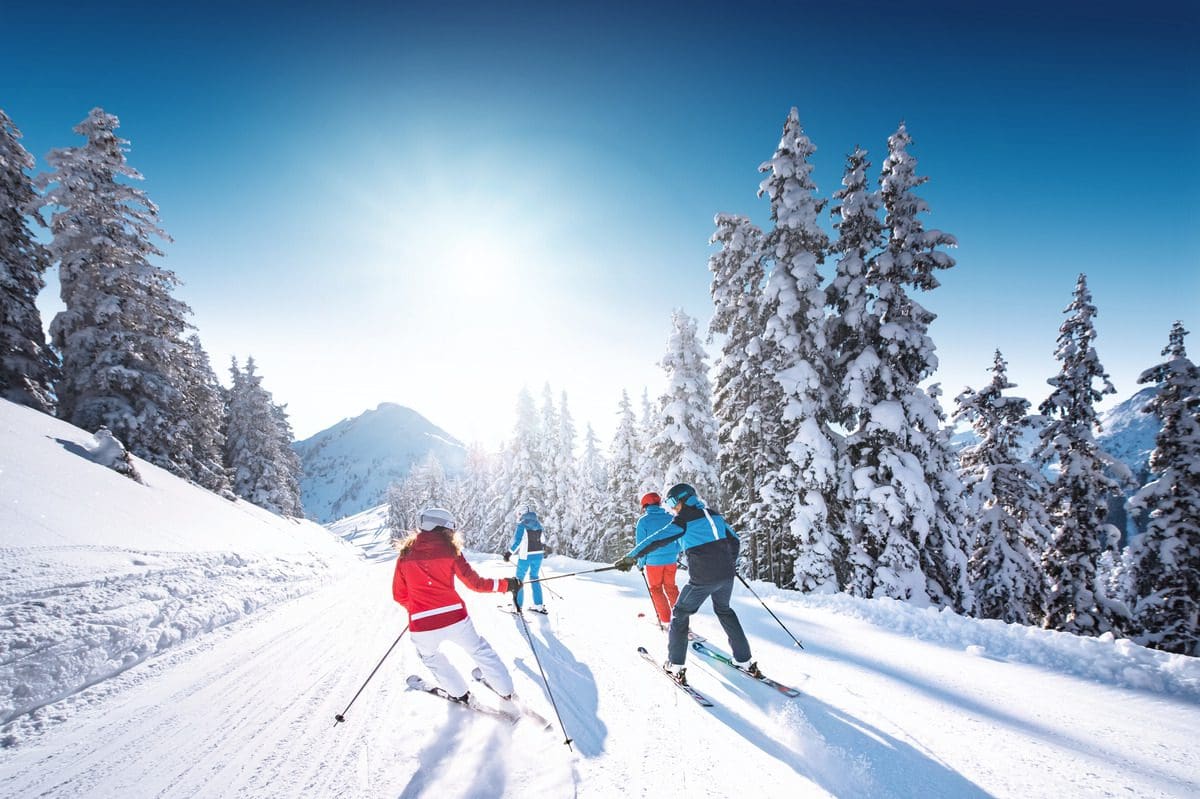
[1097, 385, 1158, 476]
[294, 403, 467, 523]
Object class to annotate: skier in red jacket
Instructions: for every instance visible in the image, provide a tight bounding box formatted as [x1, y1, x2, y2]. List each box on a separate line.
[392, 507, 520, 703]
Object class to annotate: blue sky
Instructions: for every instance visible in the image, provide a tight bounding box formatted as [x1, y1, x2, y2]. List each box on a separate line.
[4, 0, 1197, 445]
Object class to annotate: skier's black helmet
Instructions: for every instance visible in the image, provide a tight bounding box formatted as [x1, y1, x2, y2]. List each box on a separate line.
[665, 483, 696, 509]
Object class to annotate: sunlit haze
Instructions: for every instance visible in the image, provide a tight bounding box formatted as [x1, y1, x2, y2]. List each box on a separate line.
[7, 0, 1197, 447]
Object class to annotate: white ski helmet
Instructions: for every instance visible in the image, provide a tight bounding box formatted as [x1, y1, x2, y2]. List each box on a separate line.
[419, 507, 457, 531]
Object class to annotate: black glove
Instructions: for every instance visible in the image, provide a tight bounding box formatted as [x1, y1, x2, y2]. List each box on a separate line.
[503, 577, 521, 593]
[614, 556, 637, 572]
[502, 551, 511, 562]
[637, 564, 645, 574]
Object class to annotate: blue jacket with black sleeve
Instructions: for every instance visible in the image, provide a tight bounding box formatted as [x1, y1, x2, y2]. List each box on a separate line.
[625, 497, 738, 583]
[509, 511, 545, 559]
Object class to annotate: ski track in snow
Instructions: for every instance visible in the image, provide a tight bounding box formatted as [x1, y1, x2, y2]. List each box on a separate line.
[1, 551, 1198, 798]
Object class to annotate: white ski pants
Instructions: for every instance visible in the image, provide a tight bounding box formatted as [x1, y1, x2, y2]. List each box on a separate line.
[410, 616, 513, 698]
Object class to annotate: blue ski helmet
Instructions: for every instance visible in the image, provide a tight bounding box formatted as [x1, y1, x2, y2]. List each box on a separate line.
[664, 483, 696, 509]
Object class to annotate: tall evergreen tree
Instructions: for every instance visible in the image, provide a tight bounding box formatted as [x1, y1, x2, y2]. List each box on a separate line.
[272, 401, 304, 517]
[954, 351, 1051, 624]
[753, 108, 835, 588]
[387, 452, 449, 533]
[636, 388, 665, 494]
[573, 422, 609, 560]
[538, 383, 562, 548]
[224, 357, 303, 516]
[494, 388, 544, 542]
[819, 147, 887, 593]
[652, 310, 720, 501]
[0, 109, 57, 412]
[551, 390, 580, 553]
[452, 442, 499, 549]
[1036, 274, 1126, 635]
[1126, 322, 1200, 655]
[708, 212, 766, 564]
[37, 108, 193, 474]
[179, 335, 231, 495]
[605, 390, 642, 560]
[842, 123, 967, 607]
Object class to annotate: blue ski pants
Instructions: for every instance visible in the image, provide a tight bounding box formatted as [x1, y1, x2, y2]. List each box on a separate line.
[668, 575, 751, 666]
[514, 553, 544, 607]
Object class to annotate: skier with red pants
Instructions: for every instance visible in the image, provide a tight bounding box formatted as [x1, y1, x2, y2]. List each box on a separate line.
[392, 507, 520, 703]
[615, 483, 760, 686]
[635, 492, 681, 625]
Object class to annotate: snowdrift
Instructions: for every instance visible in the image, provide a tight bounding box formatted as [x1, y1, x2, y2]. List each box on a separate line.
[0, 399, 357, 738]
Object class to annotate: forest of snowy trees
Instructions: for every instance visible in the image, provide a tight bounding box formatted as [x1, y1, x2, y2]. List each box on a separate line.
[0, 107, 304, 516]
[381, 109, 1198, 657]
[2, 106, 1195, 655]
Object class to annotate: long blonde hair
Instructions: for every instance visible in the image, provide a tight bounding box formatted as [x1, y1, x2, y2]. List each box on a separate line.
[393, 526, 463, 557]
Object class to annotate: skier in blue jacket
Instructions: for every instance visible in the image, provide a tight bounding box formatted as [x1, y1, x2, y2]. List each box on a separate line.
[615, 483, 759, 685]
[505, 508, 546, 612]
[635, 492, 682, 625]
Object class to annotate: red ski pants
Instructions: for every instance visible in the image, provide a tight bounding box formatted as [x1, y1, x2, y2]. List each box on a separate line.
[645, 563, 679, 624]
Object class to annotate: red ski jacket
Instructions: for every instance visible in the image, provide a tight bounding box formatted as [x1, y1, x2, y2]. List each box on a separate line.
[392, 531, 508, 632]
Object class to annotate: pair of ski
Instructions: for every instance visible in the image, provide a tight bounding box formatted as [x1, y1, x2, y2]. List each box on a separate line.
[406, 669, 552, 729]
[637, 640, 801, 707]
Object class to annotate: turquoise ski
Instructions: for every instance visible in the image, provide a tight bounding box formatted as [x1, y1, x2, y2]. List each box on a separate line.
[690, 641, 801, 697]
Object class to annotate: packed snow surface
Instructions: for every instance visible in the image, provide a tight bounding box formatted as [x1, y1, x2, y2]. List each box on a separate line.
[2, 402, 1198, 797]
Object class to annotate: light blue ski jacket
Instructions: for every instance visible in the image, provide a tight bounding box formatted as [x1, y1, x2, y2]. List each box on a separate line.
[509, 511, 545, 559]
[635, 505, 680, 568]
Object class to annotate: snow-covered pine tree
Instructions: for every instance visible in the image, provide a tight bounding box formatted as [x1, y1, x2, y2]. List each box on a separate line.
[820, 147, 889, 594]
[38, 108, 194, 474]
[387, 452, 449, 533]
[604, 390, 643, 561]
[1125, 321, 1200, 655]
[451, 442, 500, 549]
[0, 109, 57, 412]
[538, 384, 562, 552]
[549, 390, 580, 555]
[751, 108, 837, 589]
[178, 335, 232, 496]
[923, 384, 974, 612]
[652, 310, 720, 503]
[842, 122, 968, 607]
[567, 423, 608, 559]
[954, 351, 1052, 624]
[271, 401, 304, 517]
[1036, 274, 1126, 635]
[493, 388, 544, 541]
[636, 388, 666, 495]
[707, 212, 767, 563]
[224, 357, 304, 517]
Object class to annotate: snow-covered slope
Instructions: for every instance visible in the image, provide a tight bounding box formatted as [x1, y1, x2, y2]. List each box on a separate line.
[294, 402, 467, 523]
[0, 398, 357, 740]
[3, 398, 1198, 797]
[326, 502, 394, 561]
[1, 540, 1196, 797]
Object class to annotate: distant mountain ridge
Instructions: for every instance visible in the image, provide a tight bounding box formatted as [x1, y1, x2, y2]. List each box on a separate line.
[950, 386, 1161, 541]
[294, 403, 466, 523]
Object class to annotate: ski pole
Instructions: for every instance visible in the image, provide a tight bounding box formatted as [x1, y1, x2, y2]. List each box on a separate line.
[521, 565, 619, 586]
[333, 624, 410, 726]
[736, 574, 804, 649]
[638, 566, 664, 630]
[510, 589, 574, 749]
